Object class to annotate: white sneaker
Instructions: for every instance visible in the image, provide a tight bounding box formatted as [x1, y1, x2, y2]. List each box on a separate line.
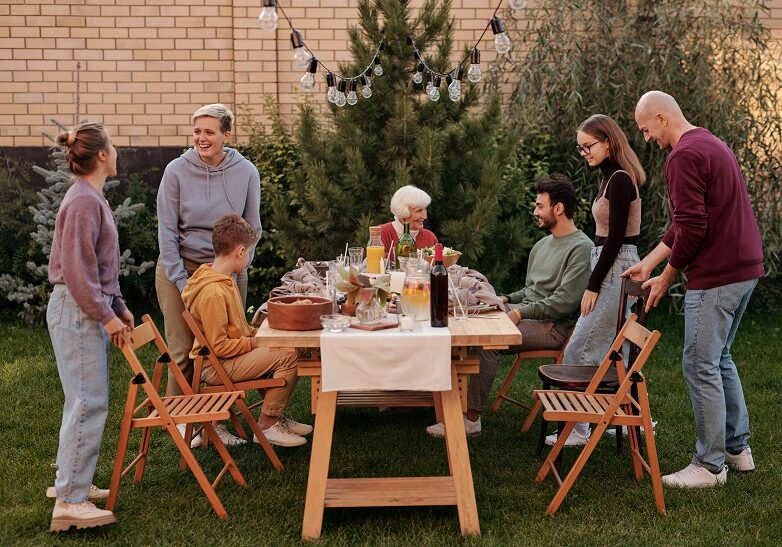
[725, 447, 755, 472]
[50, 499, 116, 532]
[176, 423, 204, 449]
[606, 421, 658, 437]
[256, 421, 306, 447]
[545, 428, 590, 447]
[425, 416, 482, 438]
[662, 464, 727, 488]
[212, 423, 247, 446]
[280, 416, 313, 436]
[46, 484, 109, 502]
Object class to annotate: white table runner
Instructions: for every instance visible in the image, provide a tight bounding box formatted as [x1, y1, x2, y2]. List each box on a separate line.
[320, 324, 451, 392]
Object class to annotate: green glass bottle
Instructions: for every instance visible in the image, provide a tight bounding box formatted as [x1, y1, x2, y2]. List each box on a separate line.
[395, 222, 417, 269]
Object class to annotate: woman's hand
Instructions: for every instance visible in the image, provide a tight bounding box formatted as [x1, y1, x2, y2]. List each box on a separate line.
[120, 308, 134, 330]
[104, 317, 131, 348]
[581, 290, 598, 316]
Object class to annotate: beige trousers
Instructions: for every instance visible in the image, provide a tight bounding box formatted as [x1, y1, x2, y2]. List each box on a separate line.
[155, 258, 248, 396]
[202, 347, 299, 417]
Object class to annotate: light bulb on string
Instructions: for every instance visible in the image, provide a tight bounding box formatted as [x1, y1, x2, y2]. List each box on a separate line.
[447, 67, 463, 98]
[360, 75, 372, 98]
[347, 80, 358, 105]
[428, 75, 441, 102]
[446, 75, 460, 102]
[508, 0, 528, 9]
[290, 31, 310, 70]
[373, 55, 383, 76]
[258, 0, 278, 32]
[363, 68, 372, 88]
[412, 62, 424, 84]
[467, 48, 482, 83]
[300, 58, 318, 90]
[335, 79, 347, 107]
[491, 17, 511, 55]
[326, 72, 338, 103]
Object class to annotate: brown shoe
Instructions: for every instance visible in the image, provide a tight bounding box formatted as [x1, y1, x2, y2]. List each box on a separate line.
[50, 499, 116, 532]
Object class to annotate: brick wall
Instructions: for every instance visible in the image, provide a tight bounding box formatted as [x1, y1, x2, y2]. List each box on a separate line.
[1, 0, 781, 147]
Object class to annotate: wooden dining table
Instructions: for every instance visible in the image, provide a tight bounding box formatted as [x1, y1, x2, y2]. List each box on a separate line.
[254, 311, 522, 540]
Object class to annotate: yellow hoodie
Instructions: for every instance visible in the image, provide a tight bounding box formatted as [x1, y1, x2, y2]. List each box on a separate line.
[181, 264, 253, 360]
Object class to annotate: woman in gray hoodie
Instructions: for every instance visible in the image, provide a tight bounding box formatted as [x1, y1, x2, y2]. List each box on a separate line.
[155, 104, 261, 430]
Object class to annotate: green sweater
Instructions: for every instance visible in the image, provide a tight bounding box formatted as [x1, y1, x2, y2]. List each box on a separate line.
[506, 230, 593, 336]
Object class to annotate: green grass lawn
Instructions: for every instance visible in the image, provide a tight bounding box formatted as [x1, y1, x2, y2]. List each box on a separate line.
[1, 311, 780, 545]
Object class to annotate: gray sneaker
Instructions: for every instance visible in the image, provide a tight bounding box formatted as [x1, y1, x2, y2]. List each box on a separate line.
[280, 416, 313, 436]
[725, 447, 755, 472]
[425, 416, 481, 438]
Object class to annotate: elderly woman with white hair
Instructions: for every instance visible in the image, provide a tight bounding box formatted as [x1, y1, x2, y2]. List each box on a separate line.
[155, 104, 261, 444]
[379, 184, 439, 252]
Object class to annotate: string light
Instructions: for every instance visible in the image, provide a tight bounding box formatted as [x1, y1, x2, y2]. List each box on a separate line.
[259, 0, 514, 105]
[406, 0, 509, 102]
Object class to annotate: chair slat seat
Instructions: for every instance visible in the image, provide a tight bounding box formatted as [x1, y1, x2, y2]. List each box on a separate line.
[108, 315, 250, 521]
[520, 314, 666, 516]
[538, 364, 619, 390]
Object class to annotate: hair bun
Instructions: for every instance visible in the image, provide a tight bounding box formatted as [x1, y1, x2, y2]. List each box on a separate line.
[66, 130, 76, 146]
[57, 130, 76, 147]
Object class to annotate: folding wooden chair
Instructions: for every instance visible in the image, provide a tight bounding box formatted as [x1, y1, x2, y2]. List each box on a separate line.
[181, 309, 283, 472]
[490, 342, 567, 413]
[521, 314, 665, 516]
[106, 315, 247, 520]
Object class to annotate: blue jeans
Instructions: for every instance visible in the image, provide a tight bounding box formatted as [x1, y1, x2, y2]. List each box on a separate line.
[47, 285, 111, 503]
[564, 245, 640, 365]
[683, 278, 757, 472]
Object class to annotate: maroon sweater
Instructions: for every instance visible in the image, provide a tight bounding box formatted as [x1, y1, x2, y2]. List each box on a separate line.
[662, 128, 764, 290]
[48, 179, 127, 324]
[378, 222, 438, 252]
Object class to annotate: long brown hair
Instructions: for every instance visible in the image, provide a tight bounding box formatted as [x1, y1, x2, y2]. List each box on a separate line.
[578, 114, 646, 186]
[55, 122, 109, 176]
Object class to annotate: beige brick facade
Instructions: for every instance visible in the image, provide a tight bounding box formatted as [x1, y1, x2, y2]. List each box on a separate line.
[1, 0, 781, 147]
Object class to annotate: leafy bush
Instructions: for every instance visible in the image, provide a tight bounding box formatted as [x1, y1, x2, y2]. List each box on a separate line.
[494, 0, 782, 301]
[0, 156, 39, 281]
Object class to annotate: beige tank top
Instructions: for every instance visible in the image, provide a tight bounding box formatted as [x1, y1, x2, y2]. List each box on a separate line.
[592, 169, 641, 239]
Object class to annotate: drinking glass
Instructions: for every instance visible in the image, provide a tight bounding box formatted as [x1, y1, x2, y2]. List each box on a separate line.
[401, 274, 430, 321]
[348, 247, 364, 269]
[451, 287, 469, 320]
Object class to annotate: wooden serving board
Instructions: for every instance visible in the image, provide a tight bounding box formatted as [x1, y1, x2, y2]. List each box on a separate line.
[349, 318, 399, 331]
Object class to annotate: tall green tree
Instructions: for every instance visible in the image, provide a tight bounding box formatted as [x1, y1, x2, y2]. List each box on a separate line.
[270, 0, 531, 289]
[494, 0, 782, 284]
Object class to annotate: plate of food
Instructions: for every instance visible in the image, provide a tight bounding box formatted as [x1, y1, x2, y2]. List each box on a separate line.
[420, 246, 461, 267]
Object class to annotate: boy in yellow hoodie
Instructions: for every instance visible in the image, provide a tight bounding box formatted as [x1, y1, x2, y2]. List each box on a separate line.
[182, 213, 311, 447]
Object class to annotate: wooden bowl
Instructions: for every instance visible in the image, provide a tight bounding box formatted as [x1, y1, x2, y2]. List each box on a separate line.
[266, 295, 332, 331]
[424, 252, 461, 268]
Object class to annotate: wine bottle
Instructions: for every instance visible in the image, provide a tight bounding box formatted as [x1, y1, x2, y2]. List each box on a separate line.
[430, 243, 448, 327]
[395, 222, 417, 269]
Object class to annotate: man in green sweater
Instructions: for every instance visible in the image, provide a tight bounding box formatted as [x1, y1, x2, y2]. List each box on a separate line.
[427, 174, 592, 437]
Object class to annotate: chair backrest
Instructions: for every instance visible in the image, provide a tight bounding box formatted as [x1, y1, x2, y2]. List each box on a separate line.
[180, 309, 239, 391]
[586, 313, 661, 397]
[616, 277, 652, 366]
[122, 315, 195, 398]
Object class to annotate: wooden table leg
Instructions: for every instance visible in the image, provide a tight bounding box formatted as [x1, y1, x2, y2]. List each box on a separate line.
[302, 389, 337, 541]
[441, 368, 480, 536]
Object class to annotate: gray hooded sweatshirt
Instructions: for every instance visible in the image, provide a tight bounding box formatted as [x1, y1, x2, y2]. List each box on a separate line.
[157, 147, 261, 291]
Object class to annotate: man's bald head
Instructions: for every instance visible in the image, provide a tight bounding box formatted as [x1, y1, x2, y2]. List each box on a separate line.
[635, 91, 684, 120]
[635, 91, 694, 149]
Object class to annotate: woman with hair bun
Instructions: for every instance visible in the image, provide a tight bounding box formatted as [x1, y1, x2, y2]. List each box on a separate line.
[546, 114, 646, 447]
[378, 184, 438, 252]
[47, 122, 133, 531]
[155, 104, 261, 446]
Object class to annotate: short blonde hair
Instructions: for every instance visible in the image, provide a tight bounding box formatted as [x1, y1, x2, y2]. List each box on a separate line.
[390, 185, 432, 221]
[192, 103, 234, 133]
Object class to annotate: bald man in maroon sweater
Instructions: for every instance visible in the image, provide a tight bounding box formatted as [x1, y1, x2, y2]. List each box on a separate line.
[625, 91, 764, 489]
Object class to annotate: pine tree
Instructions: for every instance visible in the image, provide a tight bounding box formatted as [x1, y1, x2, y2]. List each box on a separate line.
[270, 0, 531, 289]
[0, 120, 154, 322]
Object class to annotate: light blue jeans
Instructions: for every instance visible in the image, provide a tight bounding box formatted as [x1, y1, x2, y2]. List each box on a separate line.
[683, 278, 757, 472]
[564, 244, 640, 365]
[47, 285, 111, 503]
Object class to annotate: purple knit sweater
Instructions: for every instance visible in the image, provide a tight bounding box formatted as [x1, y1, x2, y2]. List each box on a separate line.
[48, 179, 127, 324]
[662, 128, 765, 290]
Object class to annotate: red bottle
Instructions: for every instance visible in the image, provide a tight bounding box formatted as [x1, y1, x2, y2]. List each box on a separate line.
[430, 244, 448, 327]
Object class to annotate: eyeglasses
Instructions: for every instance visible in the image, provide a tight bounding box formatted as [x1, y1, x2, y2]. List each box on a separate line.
[576, 139, 604, 156]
